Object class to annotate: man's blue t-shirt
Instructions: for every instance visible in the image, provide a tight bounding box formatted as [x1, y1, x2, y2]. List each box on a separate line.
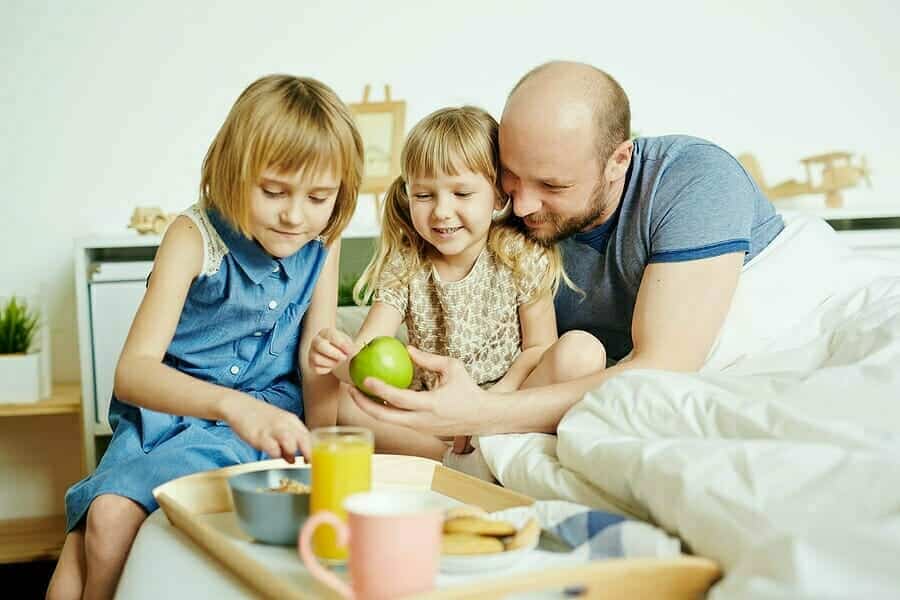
[554, 135, 784, 361]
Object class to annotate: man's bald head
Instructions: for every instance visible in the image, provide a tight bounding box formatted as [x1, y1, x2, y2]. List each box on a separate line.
[503, 61, 631, 162]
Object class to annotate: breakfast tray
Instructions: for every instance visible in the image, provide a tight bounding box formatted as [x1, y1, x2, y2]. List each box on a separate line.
[152, 455, 720, 599]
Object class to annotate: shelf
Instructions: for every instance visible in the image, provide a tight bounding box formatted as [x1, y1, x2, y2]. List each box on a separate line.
[0, 383, 81, 417]
[0, 514, 67, 563]
[780, 206, 900, 221]
[76, 233, 162, 249]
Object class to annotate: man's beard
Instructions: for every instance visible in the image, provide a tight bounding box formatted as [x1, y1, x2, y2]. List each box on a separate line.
[514, 179, 608, 247]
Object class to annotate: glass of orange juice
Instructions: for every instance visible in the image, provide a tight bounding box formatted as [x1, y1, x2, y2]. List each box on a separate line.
[310, 426, 374, 562]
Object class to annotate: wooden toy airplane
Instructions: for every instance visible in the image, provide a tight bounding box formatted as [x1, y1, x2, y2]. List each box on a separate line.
[128, 207, 176, 235]
[738, 151, 871, 208]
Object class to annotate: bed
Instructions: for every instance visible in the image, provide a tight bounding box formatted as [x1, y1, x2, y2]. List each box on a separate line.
[477, 216, 900, 598]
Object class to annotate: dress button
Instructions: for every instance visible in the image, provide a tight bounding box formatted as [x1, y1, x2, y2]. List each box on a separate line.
[268, 300, 278, 309]
[253, 331, 263, 337]
[230, 365, 240, 375]
[272, 264, 280, 273]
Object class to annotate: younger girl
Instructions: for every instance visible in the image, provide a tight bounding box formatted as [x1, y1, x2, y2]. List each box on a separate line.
[308, 106, 606, 472]
[47, 75, 363, 600]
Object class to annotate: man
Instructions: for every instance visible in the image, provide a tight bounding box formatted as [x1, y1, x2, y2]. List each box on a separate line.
[349, 60, 784, 439]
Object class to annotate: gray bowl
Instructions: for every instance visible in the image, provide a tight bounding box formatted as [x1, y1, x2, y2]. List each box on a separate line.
[228, 467, 312, 545]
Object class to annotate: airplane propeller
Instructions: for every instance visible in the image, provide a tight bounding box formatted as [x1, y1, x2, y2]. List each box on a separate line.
[859, 155, 872, 187]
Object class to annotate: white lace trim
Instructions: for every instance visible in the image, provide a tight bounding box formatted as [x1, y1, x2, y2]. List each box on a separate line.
[182, 204, 228, 276]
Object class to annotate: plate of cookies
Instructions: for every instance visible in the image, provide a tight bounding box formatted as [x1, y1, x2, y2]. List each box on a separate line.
[440, 504, 540, 574]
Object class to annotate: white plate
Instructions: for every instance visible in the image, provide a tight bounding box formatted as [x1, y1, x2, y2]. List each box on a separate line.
[440, 506, 538, 574]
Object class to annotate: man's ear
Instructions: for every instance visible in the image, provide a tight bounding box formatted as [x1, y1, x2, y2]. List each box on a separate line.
[604, 140, 634, 182]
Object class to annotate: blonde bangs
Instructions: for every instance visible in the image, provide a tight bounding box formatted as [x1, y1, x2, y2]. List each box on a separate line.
[251, 112, 342, 186]
[403, 108, 497, 186]
[200, 75, 363, 244]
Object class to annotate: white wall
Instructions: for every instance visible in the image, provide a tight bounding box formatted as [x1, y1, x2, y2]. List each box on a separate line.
[2, 0, 899, 383]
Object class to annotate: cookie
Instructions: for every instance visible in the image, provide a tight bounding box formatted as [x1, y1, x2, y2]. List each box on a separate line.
[504, 517, 540, 551]
[444, 504, 488, 521]
[443, 516, 517, 537]
[441, 532, 505, 555]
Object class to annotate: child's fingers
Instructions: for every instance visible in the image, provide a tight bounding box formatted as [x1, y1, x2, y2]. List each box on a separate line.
[260, 438, 282, 461]
[296, 431, 311, 462]
[309, 354, 340, 374]
[275, 432, 298, 464]
[323, 329, 357, 355]
[313, 338, 349, 363]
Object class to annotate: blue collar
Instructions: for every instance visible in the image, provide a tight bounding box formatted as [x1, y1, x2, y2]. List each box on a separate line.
[573, 211, 619, 252]
[206, 208, 290, 283]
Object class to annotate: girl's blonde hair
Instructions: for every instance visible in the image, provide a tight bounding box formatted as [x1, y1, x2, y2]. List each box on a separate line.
[354, 106, 569, 305]
[200, 74, 364, 245]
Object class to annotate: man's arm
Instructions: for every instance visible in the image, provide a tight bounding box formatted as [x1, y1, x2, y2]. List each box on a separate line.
[350, 252, 744, 436]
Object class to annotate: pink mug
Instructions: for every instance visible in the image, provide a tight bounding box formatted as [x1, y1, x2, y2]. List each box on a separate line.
[298, 490, 444, 600]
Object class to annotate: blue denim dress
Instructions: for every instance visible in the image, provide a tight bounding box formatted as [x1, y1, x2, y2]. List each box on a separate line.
[65, 205, 327, 531]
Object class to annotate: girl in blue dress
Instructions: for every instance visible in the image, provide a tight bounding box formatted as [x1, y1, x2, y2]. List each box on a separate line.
[47, 74, 363, 600]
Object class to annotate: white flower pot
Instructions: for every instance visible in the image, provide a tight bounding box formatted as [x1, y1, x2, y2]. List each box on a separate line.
[0, 352, 42, 403]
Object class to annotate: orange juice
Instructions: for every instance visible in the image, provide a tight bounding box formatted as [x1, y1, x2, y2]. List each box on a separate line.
[310, 427, 373, 561]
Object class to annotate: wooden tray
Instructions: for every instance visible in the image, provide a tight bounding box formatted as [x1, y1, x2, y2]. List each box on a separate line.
[153, 455, 720, 599]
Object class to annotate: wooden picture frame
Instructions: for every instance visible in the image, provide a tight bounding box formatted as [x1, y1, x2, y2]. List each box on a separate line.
[349, 85, 406, 195]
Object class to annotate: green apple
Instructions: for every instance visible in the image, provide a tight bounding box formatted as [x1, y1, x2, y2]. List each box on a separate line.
[349, 336, 414, 398]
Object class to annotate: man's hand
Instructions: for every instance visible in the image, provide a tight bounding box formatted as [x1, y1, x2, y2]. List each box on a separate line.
[348, 346, 489, 437]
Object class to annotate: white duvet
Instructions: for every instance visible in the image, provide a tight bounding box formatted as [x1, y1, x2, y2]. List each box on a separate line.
[479, 216, 900, 599]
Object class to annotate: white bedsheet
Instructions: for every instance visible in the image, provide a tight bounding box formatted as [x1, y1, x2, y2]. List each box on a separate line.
[479, 216, 900, 599]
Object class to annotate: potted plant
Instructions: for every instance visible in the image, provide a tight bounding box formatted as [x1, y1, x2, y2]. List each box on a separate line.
[0, 296, 42, 403]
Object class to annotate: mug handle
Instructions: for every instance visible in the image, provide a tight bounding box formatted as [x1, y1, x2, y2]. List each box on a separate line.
[298, 512, 353, 599]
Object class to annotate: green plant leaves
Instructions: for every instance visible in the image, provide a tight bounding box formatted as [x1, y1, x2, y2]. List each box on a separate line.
[0, 296, 39, 354]
[338, 273, 369, 307]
